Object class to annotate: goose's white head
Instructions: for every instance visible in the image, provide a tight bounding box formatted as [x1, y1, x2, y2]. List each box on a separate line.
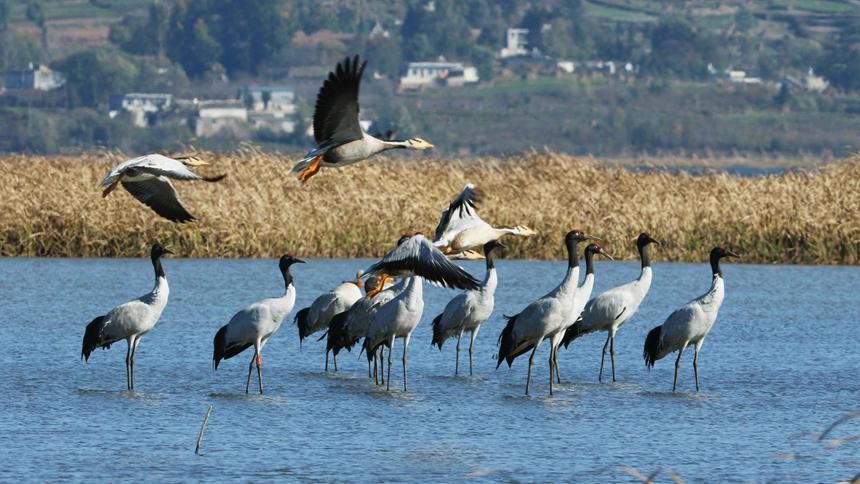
[406, 138, 434, 150]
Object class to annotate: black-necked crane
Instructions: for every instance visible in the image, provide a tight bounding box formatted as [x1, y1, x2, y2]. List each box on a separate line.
[293, 272, 364, 371]
[212, 254, 304, 394]
[323, 275, 396, 380]
[100, 154, 226, 222]
[433, 183, 536, 258]
[553, 242, 613, 383]
[362, 233, 479, 391]
[290, 56, 433, 183]
[562, 232, 659, 382]
[431, 240, 504, 376]
[643, 246, 739, 392]
[496, 230, 598, 396]
[81, 243, 173, 391]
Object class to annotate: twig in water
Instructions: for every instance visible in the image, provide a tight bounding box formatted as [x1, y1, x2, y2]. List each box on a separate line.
[195, 405, 213, 455]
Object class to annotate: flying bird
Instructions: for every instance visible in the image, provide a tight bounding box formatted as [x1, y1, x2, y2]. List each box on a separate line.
[643, 246, 739, 392]
[433, 184, 536, 258]
[363, 233, 479, 290]
[100, 154, 226, 222]
[290, 56, 433, 183]
[496, 230, 597, 395]
[81, 243, 172, 391]
[562, 233, 660, 382]
[431, 240, 504, 376]
[213, 255, 304, 394]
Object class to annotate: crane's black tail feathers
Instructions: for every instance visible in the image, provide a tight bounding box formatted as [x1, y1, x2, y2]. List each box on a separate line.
[213, 325, 228, 370]
[295, 307, 311, 342]
[643, 325, 662, 368]
[431, 313, 445, 350]
[81, 315, 108, 362]
[496, 314, 519, 369]
[561, 318, 584, 349]
[324, 311, 352, 357]
[213, 324, 253, 370]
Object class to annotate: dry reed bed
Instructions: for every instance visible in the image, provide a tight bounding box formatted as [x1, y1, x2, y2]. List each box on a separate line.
[1, 149, 858, 263]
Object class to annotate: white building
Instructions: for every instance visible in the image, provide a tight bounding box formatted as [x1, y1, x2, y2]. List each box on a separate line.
[196, 100, 247, 137]
[239, 85, 296, 114]
[400, 62, 480, 90]
[109, 93, 173, 127]
[499, 28, 529, 58]
[3, 63, 65, 91]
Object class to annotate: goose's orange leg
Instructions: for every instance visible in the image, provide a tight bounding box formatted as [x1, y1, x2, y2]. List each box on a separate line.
[298, 156, 323, 184]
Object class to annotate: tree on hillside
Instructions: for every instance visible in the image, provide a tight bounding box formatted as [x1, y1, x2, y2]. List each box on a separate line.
[818, 21, 860, 91]
[53, 49, 140, 107]
[26, 1, 47, 54]
[644, 16, 719, 79]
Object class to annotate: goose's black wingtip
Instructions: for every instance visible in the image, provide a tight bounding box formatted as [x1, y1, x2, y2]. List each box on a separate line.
[644, 325, 662, 368]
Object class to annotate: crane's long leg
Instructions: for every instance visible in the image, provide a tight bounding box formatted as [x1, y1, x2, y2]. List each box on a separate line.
[673, 346, 686, 392]
[325, 351, 329, 372]
[525, 338, 542, 396]
[245, 351, 255, 394]
[549, 345, 555, 396]
[554, 345, 561, 385]
[367, 354, 372, 379]
[402, 333, 412, 392]
[130, 335, 142, 391]
[455, 329, 463, 376]
[599, 332, 610, 383]
[125, 337, 133, 391]
[468, 326, 480, 377]
[610, 333, 617, 383]
[253, 339, 264, 394]
[386, 337, 394, 391]
[693, 344, 700, 392]
[334, 353, 338, 372]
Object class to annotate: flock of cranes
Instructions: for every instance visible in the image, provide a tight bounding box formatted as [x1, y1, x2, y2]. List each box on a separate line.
[80, 55, 738, 396]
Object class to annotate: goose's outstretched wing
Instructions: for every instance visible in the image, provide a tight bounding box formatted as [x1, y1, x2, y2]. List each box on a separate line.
[364, 235, 479, 290]
[313, 55, 367, 146]
[100, 154, 225, 189]
[121, 177, 195, 223]
[433, 184, 484, 246]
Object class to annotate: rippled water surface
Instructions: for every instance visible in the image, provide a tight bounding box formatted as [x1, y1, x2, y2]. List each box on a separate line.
[0, 258, 857, 481]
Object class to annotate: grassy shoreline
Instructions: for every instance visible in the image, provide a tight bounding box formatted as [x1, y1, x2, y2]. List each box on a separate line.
[2, 149, 858, 263]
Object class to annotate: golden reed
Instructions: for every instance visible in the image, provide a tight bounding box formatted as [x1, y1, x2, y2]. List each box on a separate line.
[1, 147, 858, 263]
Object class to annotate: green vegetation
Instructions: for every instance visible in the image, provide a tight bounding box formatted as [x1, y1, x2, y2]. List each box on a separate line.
[1, 0, 860, 157]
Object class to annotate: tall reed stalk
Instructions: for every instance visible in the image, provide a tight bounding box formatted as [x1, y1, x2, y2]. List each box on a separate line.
[1, 149, 858, 263]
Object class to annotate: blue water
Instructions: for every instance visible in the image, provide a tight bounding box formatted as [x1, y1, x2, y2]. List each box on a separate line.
[0, 258, 857, 481]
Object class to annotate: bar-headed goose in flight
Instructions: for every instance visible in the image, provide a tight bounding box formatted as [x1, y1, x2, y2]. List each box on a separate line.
[100, 154, 226, 222]
[433, 183, 536, 258]
[363, 233, 479, 290]
[290, 56, 434, 183]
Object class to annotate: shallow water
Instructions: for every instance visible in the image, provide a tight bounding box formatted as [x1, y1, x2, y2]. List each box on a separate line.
[0, 257, 857, 481]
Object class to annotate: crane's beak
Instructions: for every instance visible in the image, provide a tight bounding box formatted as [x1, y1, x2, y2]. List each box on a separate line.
[651, 238, 662, 246]
[599, 248, 614, 261]
[586, 234, 601, 241]
[726, 250, 740, 259]
[163, 247, 174, 255]
[294, 258, 306, 264]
